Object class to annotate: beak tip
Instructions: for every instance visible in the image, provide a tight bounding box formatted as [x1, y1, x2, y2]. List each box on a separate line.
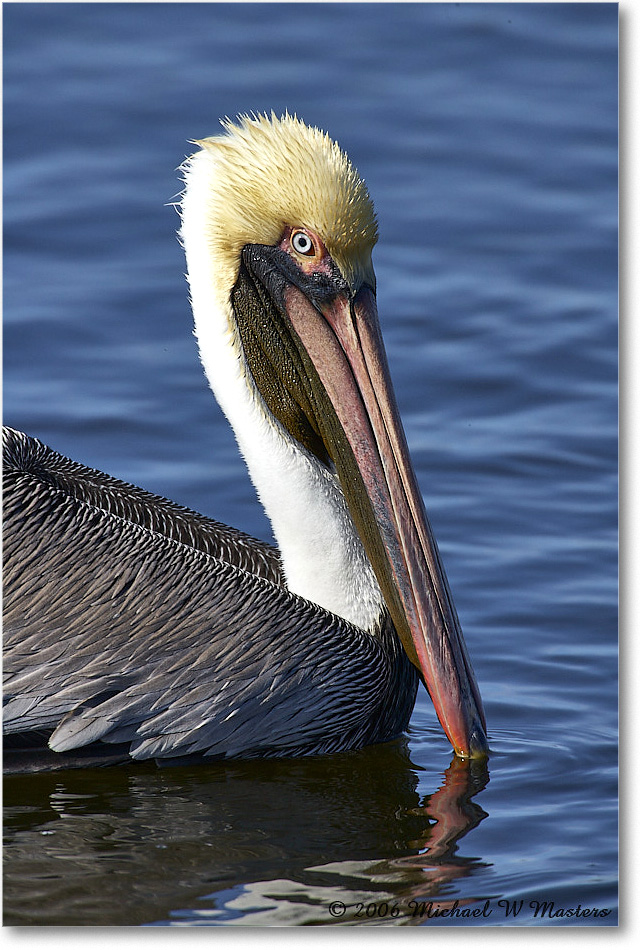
[457, 722, 489, 760]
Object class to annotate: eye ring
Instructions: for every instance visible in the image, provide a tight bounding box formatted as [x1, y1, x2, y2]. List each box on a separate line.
[291, 230, 315, 256]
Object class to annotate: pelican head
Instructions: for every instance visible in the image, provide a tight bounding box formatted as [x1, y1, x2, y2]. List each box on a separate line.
[180, 113, 487, 758]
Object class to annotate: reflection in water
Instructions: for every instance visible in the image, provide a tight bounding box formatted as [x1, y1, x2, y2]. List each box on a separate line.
[387, 755, 490, 919]
[3, 743, 488, 926]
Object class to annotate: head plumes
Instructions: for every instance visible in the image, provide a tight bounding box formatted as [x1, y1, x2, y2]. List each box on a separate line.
[181, 113, 378, 294]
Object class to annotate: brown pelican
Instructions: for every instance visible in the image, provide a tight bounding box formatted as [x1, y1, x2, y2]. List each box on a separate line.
[3, 114, 487, 767]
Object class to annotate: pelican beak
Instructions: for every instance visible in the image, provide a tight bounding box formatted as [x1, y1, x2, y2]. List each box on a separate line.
[239, 249, 488, 758]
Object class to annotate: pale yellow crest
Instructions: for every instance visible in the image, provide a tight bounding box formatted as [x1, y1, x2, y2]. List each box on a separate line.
[183, 113, 378, 294]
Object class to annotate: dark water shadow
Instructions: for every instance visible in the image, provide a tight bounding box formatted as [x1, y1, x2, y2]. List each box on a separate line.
[3, 741, 489, 925]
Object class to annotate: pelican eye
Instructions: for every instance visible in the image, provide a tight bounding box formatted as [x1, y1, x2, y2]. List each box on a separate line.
[291, 230, 315, 256]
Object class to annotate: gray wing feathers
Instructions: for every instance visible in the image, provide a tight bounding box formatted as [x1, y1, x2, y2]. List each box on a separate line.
[4, 428, 404, 761]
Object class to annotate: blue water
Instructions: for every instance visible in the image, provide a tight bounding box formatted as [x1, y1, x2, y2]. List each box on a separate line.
[3, 2, 618, 927]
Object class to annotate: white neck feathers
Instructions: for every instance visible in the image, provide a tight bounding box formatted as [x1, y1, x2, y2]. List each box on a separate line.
[180, 146, 384, 633]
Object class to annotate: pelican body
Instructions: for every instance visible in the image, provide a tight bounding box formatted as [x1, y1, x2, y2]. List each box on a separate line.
[3, 115, 487, 767]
